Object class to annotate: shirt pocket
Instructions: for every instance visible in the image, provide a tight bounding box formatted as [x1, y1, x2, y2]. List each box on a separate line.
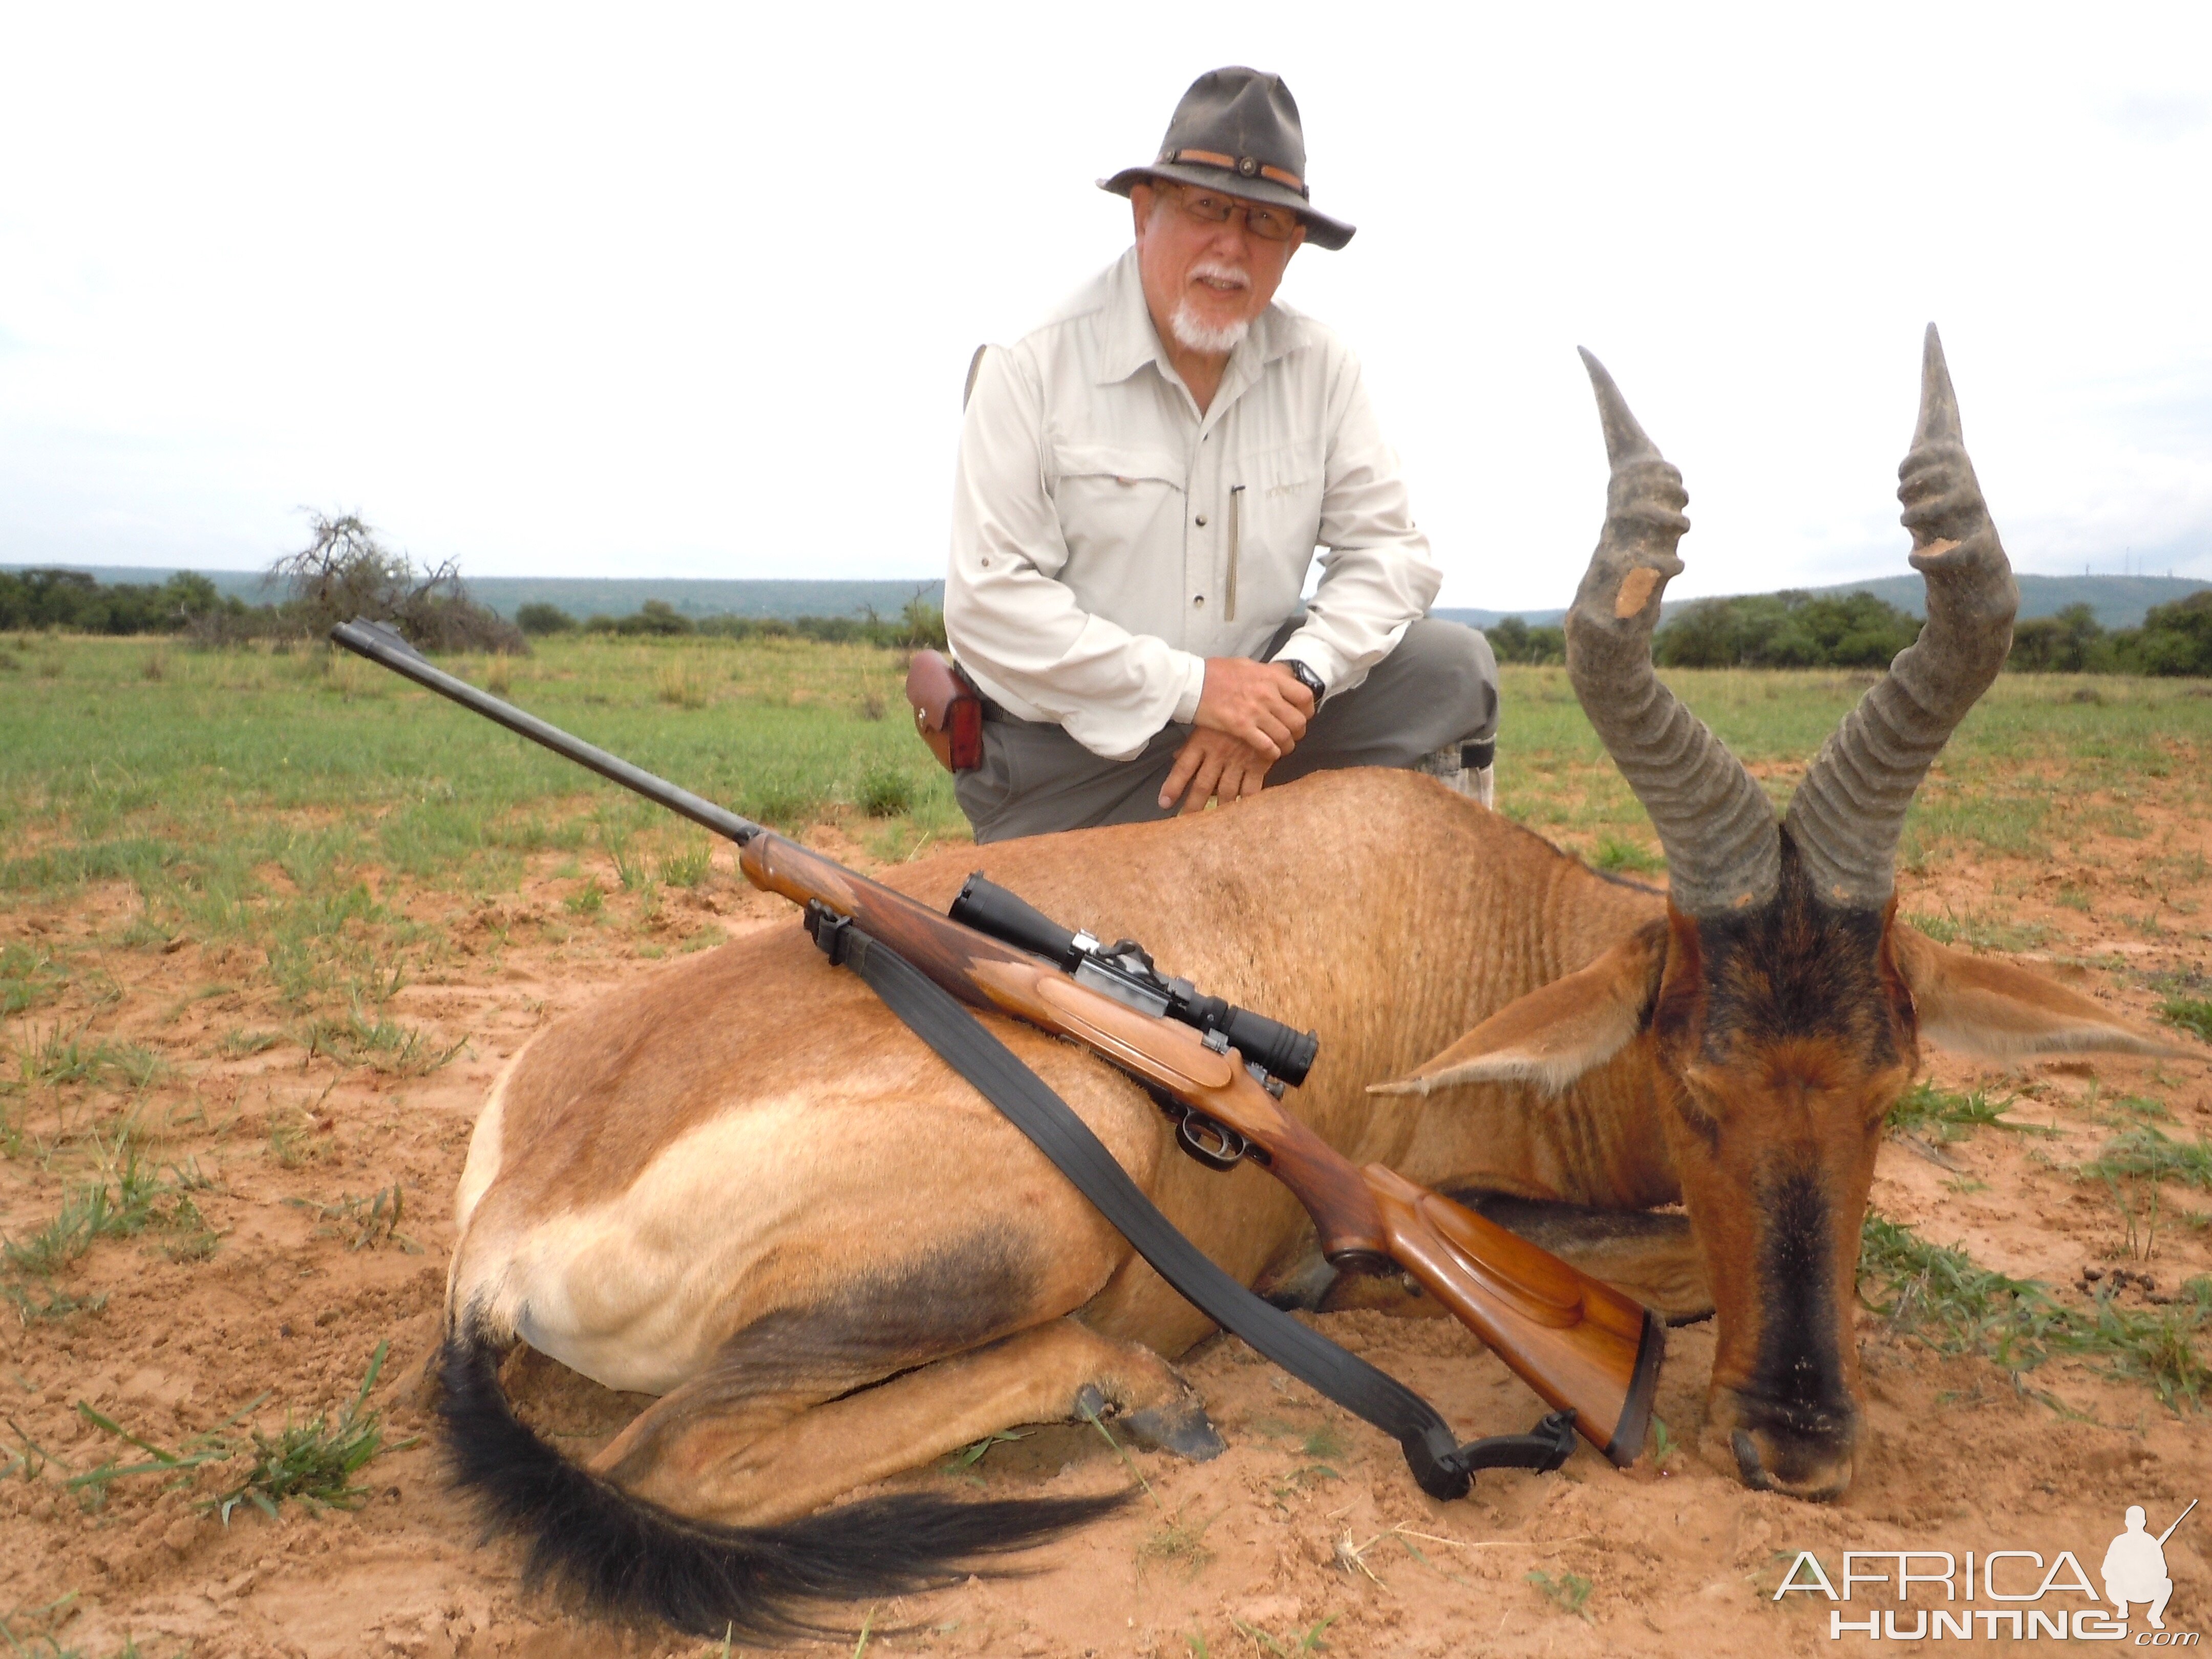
[1227, 441, 1324, 623]
[1048, 441, 1187, 574]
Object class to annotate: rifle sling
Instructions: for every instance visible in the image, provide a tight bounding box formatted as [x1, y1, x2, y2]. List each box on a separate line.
[812, 909, 1578, 1501]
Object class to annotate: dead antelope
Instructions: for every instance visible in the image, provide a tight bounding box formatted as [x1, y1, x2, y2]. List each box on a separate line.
[436, 328, 2172, 1637]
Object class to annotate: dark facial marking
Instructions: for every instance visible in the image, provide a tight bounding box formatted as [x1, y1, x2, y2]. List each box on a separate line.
[1689, 835, 1904, 1071]
[1741, 1168, 1856, 1443]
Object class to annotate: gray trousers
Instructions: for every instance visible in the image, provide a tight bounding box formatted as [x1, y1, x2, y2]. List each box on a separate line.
[955, 617, 1498, 844]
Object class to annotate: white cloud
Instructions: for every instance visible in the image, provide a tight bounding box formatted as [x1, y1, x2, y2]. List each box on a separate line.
[1, 1, 2207, 608]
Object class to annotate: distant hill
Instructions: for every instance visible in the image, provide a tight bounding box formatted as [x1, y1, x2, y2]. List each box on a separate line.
[0, 567, 946, 622]
[1435, 573, 2207, 632]
[6, 565, 2200, 631]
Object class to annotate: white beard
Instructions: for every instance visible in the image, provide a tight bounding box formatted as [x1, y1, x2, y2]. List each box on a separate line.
[1169, 304, 1250, 356]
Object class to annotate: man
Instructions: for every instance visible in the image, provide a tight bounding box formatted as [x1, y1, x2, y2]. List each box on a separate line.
[945, 66, 1497, 844]
[2101, 1504, 2178, 1630]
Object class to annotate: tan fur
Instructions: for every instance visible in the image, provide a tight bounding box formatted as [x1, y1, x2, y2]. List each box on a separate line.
[592, 1319, 1198, 1526]
[1893, 924, 2183, 1060]
[453, 770, 1677, 1521]
[1371, 924, 1665, 1097]
[453, 767, 2173, 1523]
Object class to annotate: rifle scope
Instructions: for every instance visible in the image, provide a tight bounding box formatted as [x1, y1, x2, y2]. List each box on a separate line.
[950, 874, 1319, 1088]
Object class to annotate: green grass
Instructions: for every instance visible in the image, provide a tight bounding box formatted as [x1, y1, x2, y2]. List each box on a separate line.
[9, 1025, 166, 1094]
[3, 644, 2208, 1035]
[1588, 831, 1665, 874]
[0, 1123, 217, 1307]
[1229, 1614, 1337, 1655]
[1859, 1213, 2211, 1410]
[1490, 665, 2212, 872]
[284, 1185, 421, 1253]
[0, 1146, 203, 1279]
[299, 1005, 464, 1076]
[2162, 996, 2212, 1043]
[2074, 1124, 2212, 1258]
[1527, 1569, 1594, 1621]
[857, 763, 917, 819]
[2077, 1125, 2212, 1192]
[0, 634, 969, 1024]
[0, 943, 68, 1016]
[0, 1594, 168, 1659]
[56, 1342, 406, 1524]
[1137, 1504, 1220, 1583]
[1902, 907, 2054, 954]
[1886, 1080, 2054, 1143]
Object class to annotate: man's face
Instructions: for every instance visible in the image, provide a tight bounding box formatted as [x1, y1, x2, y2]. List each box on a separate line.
[1131, 179, 1305, 355]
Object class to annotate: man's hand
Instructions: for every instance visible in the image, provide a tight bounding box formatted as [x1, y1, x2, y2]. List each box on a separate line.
[1192, 656, 1315, 759]
[1159, 728, 1277, 814]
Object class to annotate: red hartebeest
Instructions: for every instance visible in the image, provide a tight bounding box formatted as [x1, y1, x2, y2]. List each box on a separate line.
[436, 330, 2175, 1638]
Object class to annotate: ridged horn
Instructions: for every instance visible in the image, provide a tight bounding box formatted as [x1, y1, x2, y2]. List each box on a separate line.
[1782, 326, 2019, 910]
[1565, 350, 1779, 916]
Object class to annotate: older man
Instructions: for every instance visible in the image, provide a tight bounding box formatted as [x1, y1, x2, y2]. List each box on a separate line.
[945, 67, 1497, 844]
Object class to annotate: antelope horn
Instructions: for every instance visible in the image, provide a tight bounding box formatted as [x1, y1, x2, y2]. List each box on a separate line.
[1783, 326, 2018, 909]
[1565, 351, 1779, 916]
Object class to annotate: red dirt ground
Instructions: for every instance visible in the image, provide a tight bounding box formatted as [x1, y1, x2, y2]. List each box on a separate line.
[3, 800, 2209, 1658]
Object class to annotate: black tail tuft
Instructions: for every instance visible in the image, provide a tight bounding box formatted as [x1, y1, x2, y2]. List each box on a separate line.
[438, 1329, 1128, 1641]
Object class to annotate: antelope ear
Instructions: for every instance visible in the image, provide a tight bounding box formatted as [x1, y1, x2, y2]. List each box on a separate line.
[1370, 924, 1666, 1098]
[1890, 924, 2184, 1060]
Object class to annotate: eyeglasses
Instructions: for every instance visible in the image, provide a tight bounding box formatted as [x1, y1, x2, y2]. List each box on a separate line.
[1152, 182, 1302, 243]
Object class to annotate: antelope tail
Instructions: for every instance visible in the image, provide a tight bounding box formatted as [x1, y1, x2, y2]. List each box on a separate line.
[436, 1325, 1126, 1641]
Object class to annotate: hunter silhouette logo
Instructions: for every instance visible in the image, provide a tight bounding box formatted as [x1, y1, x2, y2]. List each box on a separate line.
[1776, 1497, 2201, 1642]
[2105, 1502, 2198, 1632]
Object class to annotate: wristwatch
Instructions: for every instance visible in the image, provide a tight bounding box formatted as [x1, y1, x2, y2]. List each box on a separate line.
[1281, 660, 1326, 703]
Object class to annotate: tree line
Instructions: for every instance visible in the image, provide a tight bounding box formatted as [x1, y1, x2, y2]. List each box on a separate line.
[1486, 588, 2212, 676]
[514, 594, 948, 650]
[8, 545, 2204, 675]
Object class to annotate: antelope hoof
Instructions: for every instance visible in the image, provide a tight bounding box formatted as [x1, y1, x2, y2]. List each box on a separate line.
[1711, 1391, 1857, 1501]
[1123, 1397, 1226, 1462]
[1072, 1380, 1225, 1462]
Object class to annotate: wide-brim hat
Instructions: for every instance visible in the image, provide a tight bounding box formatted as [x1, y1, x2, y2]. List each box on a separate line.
[1100, 67, 1354, 251]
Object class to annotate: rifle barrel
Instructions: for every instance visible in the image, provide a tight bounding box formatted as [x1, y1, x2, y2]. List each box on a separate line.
[2159, 1498, 2198, 1545]
[330, 619, 762, 847]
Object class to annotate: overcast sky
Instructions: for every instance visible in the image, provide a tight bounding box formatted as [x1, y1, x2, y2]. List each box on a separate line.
[3, 4, 2207, 610]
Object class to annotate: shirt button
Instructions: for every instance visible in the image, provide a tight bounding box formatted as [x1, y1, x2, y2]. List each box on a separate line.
[1195, 515, 1207, 527]
[1193, 595, 1205, 607]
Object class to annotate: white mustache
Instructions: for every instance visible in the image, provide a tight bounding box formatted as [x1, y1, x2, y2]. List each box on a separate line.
[1189, 261, 1251, 290]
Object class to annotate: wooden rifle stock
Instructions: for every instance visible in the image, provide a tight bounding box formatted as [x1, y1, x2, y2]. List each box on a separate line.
[741, 833, 1664, 1466]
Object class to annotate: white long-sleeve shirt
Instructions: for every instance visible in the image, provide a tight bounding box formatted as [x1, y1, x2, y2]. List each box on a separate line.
[945, 248, 1442, 760]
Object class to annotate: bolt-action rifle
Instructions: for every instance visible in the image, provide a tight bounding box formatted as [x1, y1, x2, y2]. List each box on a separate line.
[331, 619, 1662, 1479]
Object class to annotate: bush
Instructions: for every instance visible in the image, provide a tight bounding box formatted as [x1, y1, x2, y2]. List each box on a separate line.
[2019, 591, 2212, 677]
[2010, 603, 2111, 672]
[2125, 590, 2212, 677]
[586, 600, 693, 637]
[0, 567, 244, 635]
[516, 603, 576, 635]
[270, 513, 524, 655]
[1655, 590, 1921, 669]
[1484, 615, 1565, 666]
[858, 765, 916, 818]
[629, 600, 693, 636]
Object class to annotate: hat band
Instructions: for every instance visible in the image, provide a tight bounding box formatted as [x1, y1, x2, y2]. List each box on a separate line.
[1158, 147, 1308, 199]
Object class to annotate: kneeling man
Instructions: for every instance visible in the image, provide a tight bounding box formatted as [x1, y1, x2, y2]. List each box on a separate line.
[945, 66, 1497, 844]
